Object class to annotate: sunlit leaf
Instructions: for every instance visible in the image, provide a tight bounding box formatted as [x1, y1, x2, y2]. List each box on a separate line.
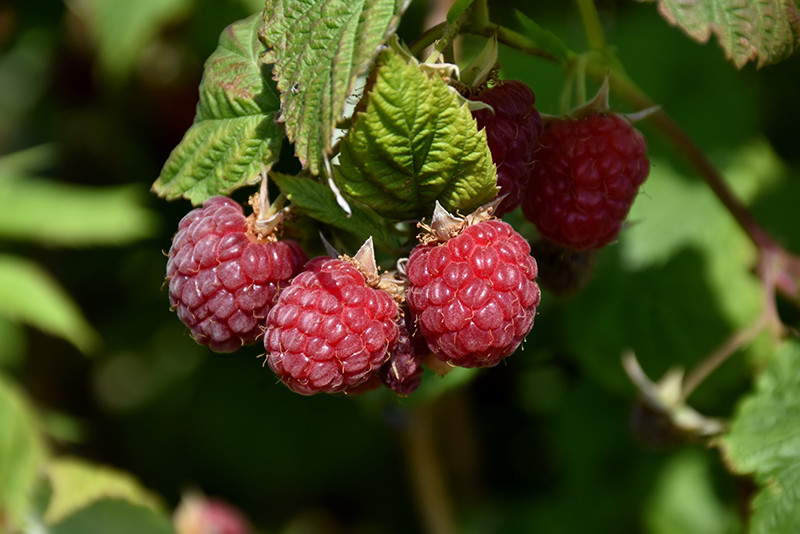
[153, 14, 283, 205]
[721, 339, 800, 534]
[0, 374, 45, 530]
[259, 0, 409, 175]
[334, 48, 497, 219]
[0, 255, 99, 353]
[636, 0, 800, 68]
[45, 458, 164, 525]
[0, 181, 157, 246]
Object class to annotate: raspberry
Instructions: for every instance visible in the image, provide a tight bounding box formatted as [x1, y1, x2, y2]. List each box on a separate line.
[379, 308, 426, 396]
[406, 206, 540, 368]
[470, 80, 543, 216]
[522, 112, 649, 250]
[166, 196, 307, 352]
[264, 256, 400, 395]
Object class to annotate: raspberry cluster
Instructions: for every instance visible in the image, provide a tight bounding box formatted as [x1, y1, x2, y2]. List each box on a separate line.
[470, 80, 543, 216]
[163, 77, 650, 397]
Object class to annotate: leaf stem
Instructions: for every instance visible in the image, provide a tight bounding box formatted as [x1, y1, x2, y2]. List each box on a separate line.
[400, 402, 459, 534]
[576, 0, 607, 50]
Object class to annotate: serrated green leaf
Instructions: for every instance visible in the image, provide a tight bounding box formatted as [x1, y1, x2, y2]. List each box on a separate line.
[720, 339, 800, 534]
[334, 49, 497, 220]
[50, 499, 174, 534]
[0, 255, 99, 353]
[635, 0, 800, 68]
[515, 10, 571, 64]
[447, 0, 475, 23]
[0, 181, 157, 246]
[0, 374, 45, 530]
[260, 0, 409, 175]
[270, 172, 394, 250]
[71, 0, 192, 80]
[44, 458, 164, 525]
[153, 14, 283, 205]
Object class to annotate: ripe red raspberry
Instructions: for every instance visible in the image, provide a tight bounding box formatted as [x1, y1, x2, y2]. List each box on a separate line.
[406, 207, 540, 368]
[522, 112, 649, 250]
[470, 80, 543, 216]
[166, 196, 307, 352]
[264, 256, 400, 395]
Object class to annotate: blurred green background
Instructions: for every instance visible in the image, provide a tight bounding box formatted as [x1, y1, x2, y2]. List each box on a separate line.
[2, 0, 799, 532]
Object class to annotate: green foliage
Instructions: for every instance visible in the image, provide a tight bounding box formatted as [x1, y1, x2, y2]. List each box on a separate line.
[636, 0, 800, 68]
[644, 449, 741, 534]
[45, 458, 165, 525]
[153, 14, 283, 205]
[447, 0, 475, 23]
[0, 374, 45, 530]
[721, 339, 800, 534]
[269, 171, 395, 251]
[334, 48, 497, 219]
[0, 181, 157, 246]
[515, 10, 572, 64]
[259, 0, 409, 175]
[75, 0, 193, 79]
[0, 255, 99, 353]
[49, 499, 175, 534]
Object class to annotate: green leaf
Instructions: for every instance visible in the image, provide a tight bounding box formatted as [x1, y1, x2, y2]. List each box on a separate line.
[153, 14, 283, 205]
[45, 458, 164, 525]
[644, 449, 741, 534]
[447, 0, 475, 23]
[334, 49, 497, 220]
[0, 374, 45, 530]
[0, 144, 57, 178]
[270, 172, 394, 250]
[720, 339, 800, 534]
[259, 0, 409, 175]
[635, 0, 800, 68]
[50, 499, 174, 534]
[563, 146, 772, 396]
[73, 0, 192, 80]
[0, 181, 158, 246]
[515, 10, 572, 64]
[0, 255, 99, 353]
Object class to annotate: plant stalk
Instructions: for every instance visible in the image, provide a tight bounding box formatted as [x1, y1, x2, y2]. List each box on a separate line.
[400, 402, 459, 534]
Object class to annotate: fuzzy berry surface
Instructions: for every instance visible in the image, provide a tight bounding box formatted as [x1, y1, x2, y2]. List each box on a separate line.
[167, 196, 307, 352]
[470, 80, 543, 217]
[265, 257, 400, 395]
[522, 113, 649, 250]
[406, 220, 540, 368]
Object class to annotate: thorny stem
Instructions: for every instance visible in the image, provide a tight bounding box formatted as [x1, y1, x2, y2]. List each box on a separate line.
[424, 10, 469, 65]
[400, 402, 459, 534]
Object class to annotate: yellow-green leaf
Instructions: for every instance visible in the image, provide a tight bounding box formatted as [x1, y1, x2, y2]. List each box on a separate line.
[334, 48, 497, 219]
[45, 458, 164, 525]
